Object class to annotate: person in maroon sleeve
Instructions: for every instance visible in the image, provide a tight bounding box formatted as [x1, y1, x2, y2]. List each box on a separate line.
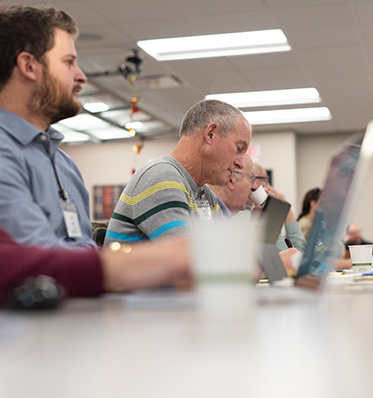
[0, 228, 191, 305]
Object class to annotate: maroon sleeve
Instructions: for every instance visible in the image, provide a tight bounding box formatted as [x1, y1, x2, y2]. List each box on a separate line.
[0, 229, 105, 305]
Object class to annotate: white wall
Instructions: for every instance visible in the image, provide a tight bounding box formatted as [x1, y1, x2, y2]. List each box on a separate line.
[251, 131, 297, 211]
[296, 132, 373, 241]
[62, 139, 178, 219]
[296, 133, 351, 215]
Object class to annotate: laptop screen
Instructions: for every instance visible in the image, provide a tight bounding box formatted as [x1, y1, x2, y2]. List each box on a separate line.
[297, 129, 371, 279]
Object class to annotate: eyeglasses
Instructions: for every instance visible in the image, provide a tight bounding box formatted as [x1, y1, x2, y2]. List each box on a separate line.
[233, 170, 256, 184]
[254, 175, 269, 184]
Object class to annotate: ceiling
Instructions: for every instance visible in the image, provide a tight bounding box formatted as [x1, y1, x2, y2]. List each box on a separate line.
[4, 0, 373, 142]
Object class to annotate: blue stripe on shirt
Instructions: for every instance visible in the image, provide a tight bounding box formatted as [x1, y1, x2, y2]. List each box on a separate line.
[105, 230, 147, 242]
[149, 220, 191, 240]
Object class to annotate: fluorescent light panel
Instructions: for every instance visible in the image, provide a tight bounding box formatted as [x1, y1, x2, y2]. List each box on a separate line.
[83, 102, 110, 113]
[137, 29, 291, 61]
[88, 127, 135, 140]
[59, 114, 111, 130]
[206, 88, 321, 107]
[244, 107, 332, 125]
[125, 121, 143, 130]
[62, 132, 91, 143]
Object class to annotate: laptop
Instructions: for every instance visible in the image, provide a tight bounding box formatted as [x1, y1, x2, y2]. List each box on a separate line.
[258, 121, 373, 299]
[257, 196, 291, 283]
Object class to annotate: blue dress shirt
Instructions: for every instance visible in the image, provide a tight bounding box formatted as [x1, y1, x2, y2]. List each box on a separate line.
[0, 107, 95, 249]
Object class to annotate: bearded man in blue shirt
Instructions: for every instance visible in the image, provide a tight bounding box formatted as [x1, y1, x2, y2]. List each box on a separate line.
[0, 6, 95, 249]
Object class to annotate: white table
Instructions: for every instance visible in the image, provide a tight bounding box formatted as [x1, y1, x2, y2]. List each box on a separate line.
[1, 282, 373, 398]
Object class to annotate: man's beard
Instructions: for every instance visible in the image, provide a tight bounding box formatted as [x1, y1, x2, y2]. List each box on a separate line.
[29, 65, 81, 126]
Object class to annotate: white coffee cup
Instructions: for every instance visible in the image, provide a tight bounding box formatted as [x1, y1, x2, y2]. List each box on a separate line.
[191, 219, 258, 314]
[250, 185, 268, 206]
[348, 244, 373, 273]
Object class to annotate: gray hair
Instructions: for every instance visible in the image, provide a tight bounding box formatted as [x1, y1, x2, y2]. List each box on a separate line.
[179, 99, 244, 138]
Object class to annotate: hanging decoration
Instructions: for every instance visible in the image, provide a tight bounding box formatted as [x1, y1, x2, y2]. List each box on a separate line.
[132, 140, 144, 155]
[84, 49, 144, 136]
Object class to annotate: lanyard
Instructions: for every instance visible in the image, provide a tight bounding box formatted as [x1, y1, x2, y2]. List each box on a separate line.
[50, 156, 82, 238]
[50, 157, 69, 202]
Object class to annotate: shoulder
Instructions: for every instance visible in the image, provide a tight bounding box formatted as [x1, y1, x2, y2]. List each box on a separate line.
[298, 216, 310, 226]
[56, 148, 83, 175]
[131, 156, 189, 188]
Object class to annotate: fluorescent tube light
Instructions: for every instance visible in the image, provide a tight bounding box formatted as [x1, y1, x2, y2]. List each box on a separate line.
[244, 107, 332, 125]
[206, 88, 321, 107]
[83, 102, 110, 113]
[88, 127, 135, 140]
[137, 29, 291, 61]
[125, 121, 143, 130]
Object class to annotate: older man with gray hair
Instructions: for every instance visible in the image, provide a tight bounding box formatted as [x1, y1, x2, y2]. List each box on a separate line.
[105, 99, 252, 245]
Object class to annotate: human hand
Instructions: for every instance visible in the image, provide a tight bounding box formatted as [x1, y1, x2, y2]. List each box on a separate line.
[279, 247, 299, 273]
[101, 237, 191, 292]
[266, 185, 285, 201]
[294, 274, 322, 290]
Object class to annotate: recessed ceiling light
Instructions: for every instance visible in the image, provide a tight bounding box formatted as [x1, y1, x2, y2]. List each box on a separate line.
[137, 29, 291, 61]
[206, 88, 321, 107]
[244, 107, 332, 125]
[83, 102, 110, 113]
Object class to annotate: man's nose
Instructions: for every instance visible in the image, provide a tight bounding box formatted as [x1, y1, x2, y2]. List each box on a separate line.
[234, 153, 244, 170]
[76, 65, 87, 84]
[251, 179, 259, 191]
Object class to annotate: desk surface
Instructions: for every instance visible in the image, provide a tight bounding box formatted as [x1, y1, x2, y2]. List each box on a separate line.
[1, 282, 373, 398]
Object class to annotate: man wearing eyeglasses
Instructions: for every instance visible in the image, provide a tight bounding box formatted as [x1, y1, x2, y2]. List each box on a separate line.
[209, 154, 255, 218]
[209, 154, 300, 274]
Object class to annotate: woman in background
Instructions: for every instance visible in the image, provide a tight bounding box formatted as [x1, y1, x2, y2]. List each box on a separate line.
[297, 188, 322, 240]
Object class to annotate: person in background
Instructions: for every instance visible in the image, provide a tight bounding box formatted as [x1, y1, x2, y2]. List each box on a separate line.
[0, 5, 94, 249]
[343, 223, 373, 258]
[248, 159, 307, 253]
[209, 154, 298, 274]
[297, 187, 322, 240]
[209, 154, 255, 218]
[0, 227, 190, 306]
[104, 99, 252, 246]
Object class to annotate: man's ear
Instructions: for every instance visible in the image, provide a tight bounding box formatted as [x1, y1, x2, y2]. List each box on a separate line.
[16, 52, 41, 82]
[226, 176, 235, 190]
[204, 123, 218, 144]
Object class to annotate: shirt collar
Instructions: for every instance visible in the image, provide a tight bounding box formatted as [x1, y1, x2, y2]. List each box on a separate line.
[0, 107, 64, 149]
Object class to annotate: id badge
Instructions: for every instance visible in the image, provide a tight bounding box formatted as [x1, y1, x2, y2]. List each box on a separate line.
[196, 200, 212, 222]
[61, 201, 82, 238]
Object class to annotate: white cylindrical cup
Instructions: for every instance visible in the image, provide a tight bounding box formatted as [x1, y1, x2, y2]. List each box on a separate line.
[348, 245, 373, 273]
[250, 185, 268, 206]
[191, 218, 258, 315]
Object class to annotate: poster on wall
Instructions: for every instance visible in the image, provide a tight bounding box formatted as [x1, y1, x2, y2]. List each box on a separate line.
[93, 185, 126, 221]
